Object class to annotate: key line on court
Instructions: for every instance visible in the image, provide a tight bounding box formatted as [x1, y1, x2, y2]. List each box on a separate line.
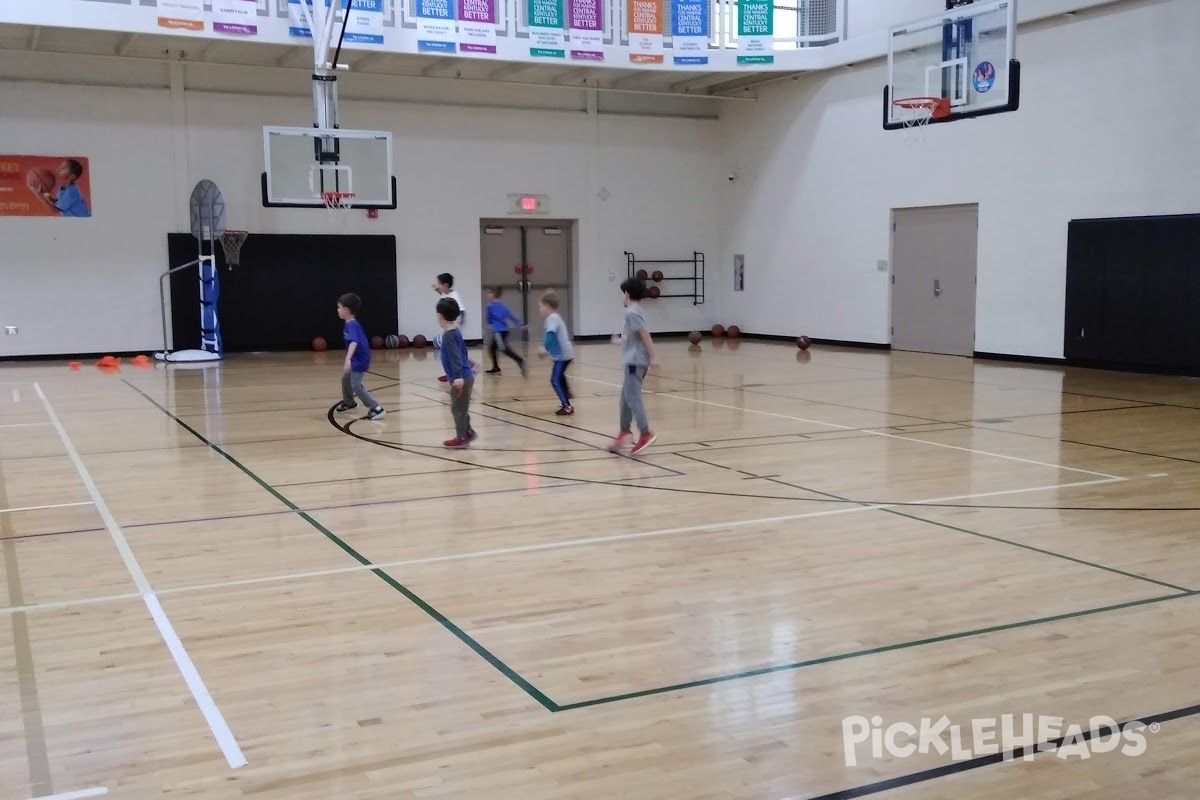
[123, 379, 561, 712]
[760, 477, 1192, 593]
[572, 375, 1125, 479]
[0, 476, 1127, 617]
[33, 383, 248, 770]
[30, 787, 109, 800]
[553, 589, 1198, 711]
[0, 422, 54, 429]
[0, 501, 94, 515]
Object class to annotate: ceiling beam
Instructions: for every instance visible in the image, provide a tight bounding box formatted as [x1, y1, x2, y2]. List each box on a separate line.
[420, 56, 457, 77]
[116, 33, 139, 56]
[550, 67, 601, 85]
[487, 61, 530, 80]
[668, 72, 724, 92]
[608, 70, 655, 89]
[707, 71, 800, 95]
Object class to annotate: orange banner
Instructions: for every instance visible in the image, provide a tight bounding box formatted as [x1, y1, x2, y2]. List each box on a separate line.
[0, 156, 93, 217]
[627, 0, 664, 63]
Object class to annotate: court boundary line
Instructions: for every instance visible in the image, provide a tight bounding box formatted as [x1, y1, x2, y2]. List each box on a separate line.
[33, 383, 247, 769]
[30, 788, 108, 800]
[0, 501, 94, 515]
[0, 422, 54, 429]
[572, 375, 1123, 480]
[122, 379, 560, 712]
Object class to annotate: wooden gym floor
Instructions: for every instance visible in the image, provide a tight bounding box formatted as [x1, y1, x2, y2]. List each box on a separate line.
[2, 340, 1200, 800]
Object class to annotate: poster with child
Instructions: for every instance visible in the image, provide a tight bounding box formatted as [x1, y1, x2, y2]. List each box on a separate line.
[0, 155, 92, 217]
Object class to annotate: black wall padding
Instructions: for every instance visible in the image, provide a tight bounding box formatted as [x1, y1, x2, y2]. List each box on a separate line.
[1064, 214, 1200, 374]
[168, 233, 398, 353]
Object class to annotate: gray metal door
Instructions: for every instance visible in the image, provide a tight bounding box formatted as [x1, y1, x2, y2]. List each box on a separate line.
[480, 224, 525, 336]
[890, 204, 978, 356]
[479, 221, 573, 341]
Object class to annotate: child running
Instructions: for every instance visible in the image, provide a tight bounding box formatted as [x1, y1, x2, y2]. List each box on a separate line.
[484, 287, 527, 376]
[537, 290, 575, 416]
[334, 293, 385, 421]
[609, 278, 658, 453]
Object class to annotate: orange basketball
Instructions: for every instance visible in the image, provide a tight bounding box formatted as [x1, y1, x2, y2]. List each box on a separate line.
[412, 334, 429, 348]
[711, 324, 725, 337]
[727, 325, 740, 338]
[26, 167, 55, 196]
[312, 336, 327, 351]
[648, 286, 661, 299]
[371, 336, 383, 349]
[797, 336, 812, 350]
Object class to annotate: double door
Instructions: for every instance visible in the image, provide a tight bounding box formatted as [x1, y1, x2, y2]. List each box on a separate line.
[479, 221, 573, 341]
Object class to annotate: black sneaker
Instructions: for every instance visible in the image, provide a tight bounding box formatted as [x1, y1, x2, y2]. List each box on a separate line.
[519, 363, 528, 378]
[363, 406, 386, 421]
[335, 401, 358, 413]
[555, 405, 575, 416]
[485, 368, 502, 375]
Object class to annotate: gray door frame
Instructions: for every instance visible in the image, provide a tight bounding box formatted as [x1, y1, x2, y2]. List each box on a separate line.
[888, 203, 979, 357]
[480, 219, 577, 341]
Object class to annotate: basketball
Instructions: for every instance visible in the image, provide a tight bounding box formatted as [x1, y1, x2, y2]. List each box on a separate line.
[396, 334, 410, 349]
[371, 336, 383, 349]
[688, 331, 701, 344]
[312, 336, 327, 351]
[384, 334, 399, 349]
[727, 325, 740, 338]
[26, 166, 55, 195]
[651, 270, 664, 282]
[412, 334, 429, 348]
[797, 336, 812, 350]
[711, 324, 725, 337]
[648, 286, 661, 299]
[634, 269, 646, 280]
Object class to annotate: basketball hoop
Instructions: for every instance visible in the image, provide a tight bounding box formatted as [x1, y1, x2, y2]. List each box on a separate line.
[219, 230, 248, 268]
[892, 97, 951, 142]
[322, 191, 355, 220]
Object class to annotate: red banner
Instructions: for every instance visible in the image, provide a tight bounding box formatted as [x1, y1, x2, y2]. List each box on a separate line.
[0, 155, 92, 217]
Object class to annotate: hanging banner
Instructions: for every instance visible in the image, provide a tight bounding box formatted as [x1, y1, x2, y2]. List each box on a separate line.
[158, 0, 205, 31]
[737, 0, 773, 64]
[458, 0, 497, 53]
[287, 0, 320, 37]
[568, 0, 603, 61]
[213, 0, 258, 35]
[415, 0, 456, 51]
[0, 156, 92, 218]
[528, 0, 565, 57]
[671, 0, 708, 64]
[627, 0, 663, 64]
[346, 0, 386, 45]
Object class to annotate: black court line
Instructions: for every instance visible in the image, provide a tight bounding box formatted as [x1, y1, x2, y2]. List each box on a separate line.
[123, 378, 560, 712]
[806, 700, 1200, 800]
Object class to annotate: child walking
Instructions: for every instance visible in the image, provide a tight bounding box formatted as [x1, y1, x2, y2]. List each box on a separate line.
[484, 287, 527, 376]
[433, 272, 478, 381]
[437, 297, 476, 448]
[335, 293, 385, 420]
[609, 278, 658, 453]
[537, 290, 575, 416]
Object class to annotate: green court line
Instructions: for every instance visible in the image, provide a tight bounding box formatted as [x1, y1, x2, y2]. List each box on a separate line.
[554, 590, 1198, 711]
[764, 477, 1196, 594]
[123, 379, 559, 712]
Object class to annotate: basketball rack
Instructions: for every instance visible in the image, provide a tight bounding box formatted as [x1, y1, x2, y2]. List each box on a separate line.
[625, 251, 705, 305]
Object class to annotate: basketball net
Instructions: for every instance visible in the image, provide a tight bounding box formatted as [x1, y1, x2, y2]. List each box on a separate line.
[322, 191, 355, 222]
[219, 231, 248, 269]
[892, 97, 949, 143]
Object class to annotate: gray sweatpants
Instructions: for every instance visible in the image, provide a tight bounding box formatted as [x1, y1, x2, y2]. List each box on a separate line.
[342, 371, 379, 409]
[619, 364, 650, 434]
[450, 374, 474, 438]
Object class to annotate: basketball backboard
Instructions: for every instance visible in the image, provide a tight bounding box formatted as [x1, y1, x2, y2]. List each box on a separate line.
[884, 0, 1019, 130]
[261, 126, 397, 209]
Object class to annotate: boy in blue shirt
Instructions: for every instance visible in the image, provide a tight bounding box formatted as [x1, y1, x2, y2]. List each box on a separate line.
[437, 297, 476, 448]
[334, 293, 385, 420]
[484, 287, 527, 377]
[536, 290, 575, 416]
[32, 159, 91, 217]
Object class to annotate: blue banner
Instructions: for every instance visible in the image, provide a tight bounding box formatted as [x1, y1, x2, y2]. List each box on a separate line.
[671, 0, 708, 65]
[416, 0, 458, 52]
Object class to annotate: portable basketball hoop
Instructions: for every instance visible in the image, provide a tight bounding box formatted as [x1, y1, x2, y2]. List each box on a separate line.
[220, 230, 248, 268]
[322, 191, 355, 219]
[892, 97, 951, 141]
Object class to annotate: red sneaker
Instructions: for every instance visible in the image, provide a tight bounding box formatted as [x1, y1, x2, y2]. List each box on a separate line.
[443, 436, 469, 449]
[438, 375, 449, 383]
[629, 432, 657, 455]
[465, 429, 478, 443]
[608, 431, 632, 453]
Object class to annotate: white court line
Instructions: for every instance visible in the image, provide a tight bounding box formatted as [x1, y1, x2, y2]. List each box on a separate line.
[33, 788, 108, 800]
[573, 375, 1123, 480]
[0, 422, 53, 429]
[33, 383, 247, 770]
[1, 475, 1123, 618]
[0, 501, 94, 515]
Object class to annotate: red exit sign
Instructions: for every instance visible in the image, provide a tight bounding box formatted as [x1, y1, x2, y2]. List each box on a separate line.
[507, 193, 549, 214]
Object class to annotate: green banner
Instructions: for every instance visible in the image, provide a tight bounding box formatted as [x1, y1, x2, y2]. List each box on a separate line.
[528, 0, 566, 57]
[737, 0, 773, 64]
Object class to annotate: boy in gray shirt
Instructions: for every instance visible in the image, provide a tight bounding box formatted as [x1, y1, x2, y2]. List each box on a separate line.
[537, 290, 576, 415]
[609, 278, 659, 455]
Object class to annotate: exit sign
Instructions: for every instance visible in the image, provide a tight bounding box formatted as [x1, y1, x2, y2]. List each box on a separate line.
[508, 193, 549, 214]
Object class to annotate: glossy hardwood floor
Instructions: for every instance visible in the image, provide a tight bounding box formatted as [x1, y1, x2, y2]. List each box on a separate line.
[3, 340, 1200, 800]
